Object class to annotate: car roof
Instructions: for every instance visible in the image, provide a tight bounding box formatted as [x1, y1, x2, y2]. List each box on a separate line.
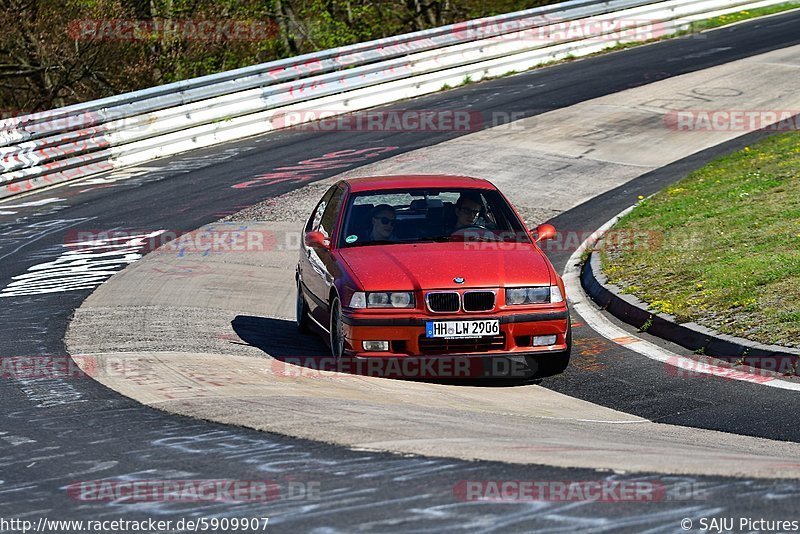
[344, 175, 496, 193]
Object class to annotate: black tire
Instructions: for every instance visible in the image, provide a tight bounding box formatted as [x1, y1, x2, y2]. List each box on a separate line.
[296, 281, 311, 334]
[329, 296, 345, 361]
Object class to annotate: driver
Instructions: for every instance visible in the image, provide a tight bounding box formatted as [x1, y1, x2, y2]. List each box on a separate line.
[450, 192, 484, 233]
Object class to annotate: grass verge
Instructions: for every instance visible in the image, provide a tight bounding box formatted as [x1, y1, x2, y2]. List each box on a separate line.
[600, 131, 800, 348]
[689, 2, 800, 31]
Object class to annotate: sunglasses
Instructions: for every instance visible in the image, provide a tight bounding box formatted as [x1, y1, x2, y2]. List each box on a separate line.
[459, 207, 481, 216]
[375, 216, 395, 225]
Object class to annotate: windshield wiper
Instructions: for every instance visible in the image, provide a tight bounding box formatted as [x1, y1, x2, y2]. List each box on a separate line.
[346, 240, 402, 247]
[412, 237, 453, 243]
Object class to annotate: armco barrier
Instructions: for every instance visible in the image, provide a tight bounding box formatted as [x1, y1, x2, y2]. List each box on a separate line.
[0, 0, 792, 198]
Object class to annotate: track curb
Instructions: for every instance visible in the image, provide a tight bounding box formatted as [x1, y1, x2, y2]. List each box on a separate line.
[580, 245, 800, 376]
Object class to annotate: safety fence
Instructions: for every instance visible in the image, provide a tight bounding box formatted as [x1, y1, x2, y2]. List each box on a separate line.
[0, 0, 789, 198]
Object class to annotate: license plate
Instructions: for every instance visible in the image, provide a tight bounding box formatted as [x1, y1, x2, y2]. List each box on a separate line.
[425, 319, 500, 338]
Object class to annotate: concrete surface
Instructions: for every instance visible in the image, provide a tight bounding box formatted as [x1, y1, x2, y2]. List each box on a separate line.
[66, 44, 800, 478]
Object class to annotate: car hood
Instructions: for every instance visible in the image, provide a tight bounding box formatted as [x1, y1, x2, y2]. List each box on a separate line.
[338, 243, 552, 290]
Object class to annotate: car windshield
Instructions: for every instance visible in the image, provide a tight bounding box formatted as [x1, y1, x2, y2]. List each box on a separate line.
[338, 188, 531, 247]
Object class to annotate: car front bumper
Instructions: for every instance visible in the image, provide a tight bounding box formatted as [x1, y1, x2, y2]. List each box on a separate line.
[341, 309, 569, 358]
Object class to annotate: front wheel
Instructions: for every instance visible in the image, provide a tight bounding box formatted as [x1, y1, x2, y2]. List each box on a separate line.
[329, 296, 345, 361]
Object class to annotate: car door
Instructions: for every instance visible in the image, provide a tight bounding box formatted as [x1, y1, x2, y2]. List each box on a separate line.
[300, 183, 346, 326]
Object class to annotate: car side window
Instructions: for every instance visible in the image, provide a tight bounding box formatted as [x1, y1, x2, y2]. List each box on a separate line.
[306, 186, 336, 233]
[318, 186, 345, 240]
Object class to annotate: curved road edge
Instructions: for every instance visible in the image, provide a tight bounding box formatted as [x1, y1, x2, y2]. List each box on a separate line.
[62, 232, 800, 478]
[65, 43, 800, 478]
[580, 240, 800, 384]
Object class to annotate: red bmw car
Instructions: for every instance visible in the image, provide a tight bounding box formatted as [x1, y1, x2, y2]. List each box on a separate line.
[295, 175, 571, 377]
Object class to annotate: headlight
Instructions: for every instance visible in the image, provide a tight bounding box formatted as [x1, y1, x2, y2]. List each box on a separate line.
[368, 292, 390, 306]
[390, 292, 413, 307]
[506, 288, 528, 305]
[349, 292, 367, 308]
[349, 291, 415, 308]
[525, 287, 550, 303]
[505, 286, 563, 305]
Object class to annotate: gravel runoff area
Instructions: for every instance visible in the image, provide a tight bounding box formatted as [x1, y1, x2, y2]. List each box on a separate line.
[223, 180, 334, 224]
[222, 173, 560, 230]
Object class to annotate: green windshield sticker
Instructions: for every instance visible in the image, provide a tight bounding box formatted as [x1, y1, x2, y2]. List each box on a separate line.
[345, 235, 358, 243]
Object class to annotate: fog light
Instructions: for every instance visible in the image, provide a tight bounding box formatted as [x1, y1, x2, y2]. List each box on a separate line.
[532, 335, 557, 346]
[362, 341, 389, 351]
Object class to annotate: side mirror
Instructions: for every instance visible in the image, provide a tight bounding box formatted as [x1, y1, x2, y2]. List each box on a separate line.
[533, 223, 556, 242]
[304, 231, 330, 249]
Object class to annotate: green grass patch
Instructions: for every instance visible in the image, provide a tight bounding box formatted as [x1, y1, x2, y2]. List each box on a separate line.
[688, 2, 800, 31]
[600, 131, 800, 347]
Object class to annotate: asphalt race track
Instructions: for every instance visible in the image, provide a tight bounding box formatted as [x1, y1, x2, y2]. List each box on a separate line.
[2, 12, 800, 532]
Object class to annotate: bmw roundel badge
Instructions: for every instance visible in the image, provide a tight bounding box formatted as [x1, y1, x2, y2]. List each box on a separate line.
[453, 277, 465, 284]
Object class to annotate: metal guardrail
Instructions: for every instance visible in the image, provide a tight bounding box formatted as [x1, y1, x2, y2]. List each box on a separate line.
[0, 0, 790, 198]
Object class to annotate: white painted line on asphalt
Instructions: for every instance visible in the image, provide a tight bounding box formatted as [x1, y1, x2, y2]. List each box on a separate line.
[0, 197, 67, 215]
[562, 204, 800, 392]
[535, 417, 649, 424]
